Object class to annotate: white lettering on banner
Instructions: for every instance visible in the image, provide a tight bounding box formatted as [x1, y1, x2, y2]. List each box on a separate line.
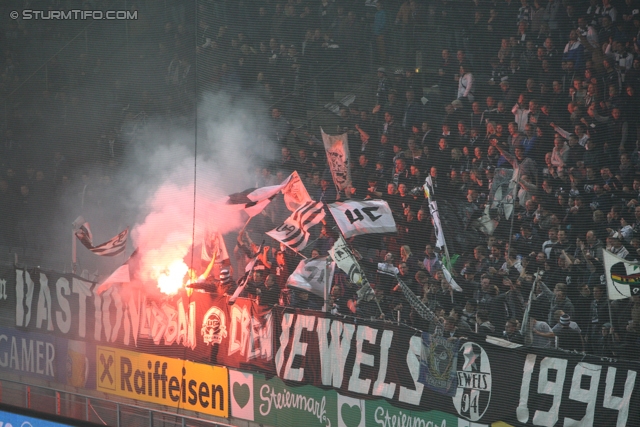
[317, 318, 355, 387]
[533, 357, 567, 426]
[103, 296, 195, 349]
[123, 292, 144, 346]
[373, 406, 447, 427]
[72, 276, 92, 338]
[372, 330, 396, 398]
[258, 384, 330, 426]
[55, 277, 71, 334]
[564, 363, 601, 426]
[161, 303, 179, 345]
[15, 269, 35, 328]
[603, 367, 636, 427]
[284, 315, 316, 381]
[275, 313, 294, 376]
[227, 305, 273, 361]
[15, 270, 93, 338]
[35, 273, 53, 331]
[0, 335, 55, 376]
[517, 354, 637, 427]
[348, 325, 378, 394]
[399, 335, 424, 405]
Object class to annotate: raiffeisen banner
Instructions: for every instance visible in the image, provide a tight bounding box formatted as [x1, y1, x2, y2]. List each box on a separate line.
[96, 346, 228, 417]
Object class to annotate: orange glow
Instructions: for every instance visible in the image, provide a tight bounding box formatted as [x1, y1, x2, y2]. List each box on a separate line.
[156, 259, 189, 295]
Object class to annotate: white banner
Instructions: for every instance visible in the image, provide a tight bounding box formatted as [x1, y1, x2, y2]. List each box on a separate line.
[321, 128, 351, 191]
[328, 199, 397, 238]
[286, 256, 335, 298]
[266, 201, 325, 252]
[603, 249, 640, 300]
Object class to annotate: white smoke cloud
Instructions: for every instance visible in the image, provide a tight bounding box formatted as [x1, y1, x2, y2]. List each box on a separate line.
[101, 90, 278, 292]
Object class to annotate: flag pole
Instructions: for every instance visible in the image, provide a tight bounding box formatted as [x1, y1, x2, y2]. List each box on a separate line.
[323, 256, 330, 313]
[603, 250, 615, 326]
[521, 268, 540, 345]
[72, 227, 77, 274]
[506, 165, 521, 258]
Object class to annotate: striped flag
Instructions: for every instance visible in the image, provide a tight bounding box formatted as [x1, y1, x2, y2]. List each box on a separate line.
[266, 201, 325, 252]
[74, 220, 129, 256]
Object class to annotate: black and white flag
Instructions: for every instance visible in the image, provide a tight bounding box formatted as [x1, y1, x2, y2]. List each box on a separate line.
[329, 235, 374, 301]
[286, 256, 335, 299]
[74, 219, 128, 256]
[328, 200, 396, 238]
[423, 176, 446, 249]
[266, 201, 325, 252]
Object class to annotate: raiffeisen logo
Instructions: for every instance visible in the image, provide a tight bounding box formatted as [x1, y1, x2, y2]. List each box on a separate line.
[97, 346, 228, 417]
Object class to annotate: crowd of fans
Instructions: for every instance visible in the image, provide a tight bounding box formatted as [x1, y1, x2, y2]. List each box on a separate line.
[238, 0, 640, 360]
[1, 0, 640, 359]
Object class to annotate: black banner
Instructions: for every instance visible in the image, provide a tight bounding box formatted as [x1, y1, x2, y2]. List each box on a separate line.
[0, 266, 638, 426]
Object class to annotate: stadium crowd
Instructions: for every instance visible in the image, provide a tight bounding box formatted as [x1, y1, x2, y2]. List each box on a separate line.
[1, 0, 640, 359]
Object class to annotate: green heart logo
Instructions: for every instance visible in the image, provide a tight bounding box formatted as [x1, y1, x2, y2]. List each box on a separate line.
[233, 382, 250, 409]
[340, 403, 361, 427]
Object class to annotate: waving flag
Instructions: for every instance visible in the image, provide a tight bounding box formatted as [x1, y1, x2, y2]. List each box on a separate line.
[226, 171, 310, 216]
[266, 201, 325, 252]
[603, 249, 640, 300]
[281, 171, 312, 211]
[329, 235, 374, 301]
[321, 128, 351, 191]
[328, 200, 396, 238]
[286, 256, 335, 298]
[74, 218, 128, 256]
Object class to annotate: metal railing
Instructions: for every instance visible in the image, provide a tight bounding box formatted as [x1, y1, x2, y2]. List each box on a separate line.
[0, 378, 235, 427]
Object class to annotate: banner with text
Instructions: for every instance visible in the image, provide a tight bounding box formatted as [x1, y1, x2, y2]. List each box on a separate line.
[0, 266, 639, 426]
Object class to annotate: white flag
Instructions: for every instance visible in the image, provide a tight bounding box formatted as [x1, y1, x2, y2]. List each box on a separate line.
[286, 256, 335, 298]
[603, 249, 640, 300]
[321, 128, 351, 191]
[266, 201, 325, 252]
[281, 170, 312, 211]
[328, 200, 397, 238]
[441, 265, 463, 292]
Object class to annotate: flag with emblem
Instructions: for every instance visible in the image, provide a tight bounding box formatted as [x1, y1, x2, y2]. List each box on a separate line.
[419, 332, 461, 396]
[603, 249, 640, 300]
[266, 201, 325, 252]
